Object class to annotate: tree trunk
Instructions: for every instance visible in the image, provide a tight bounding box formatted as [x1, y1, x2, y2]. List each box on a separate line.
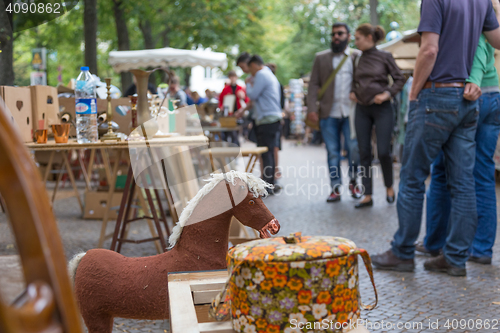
[184, 67, 191, 89]
[113, 0, 132, 92]
[139, 19, 157, 87]
[369, 0, 379, 26]
[0, 0, 14, 85]
[161, 26, 170, 47]
[84, 0, 98, 75]
[139, 19, 155, 49]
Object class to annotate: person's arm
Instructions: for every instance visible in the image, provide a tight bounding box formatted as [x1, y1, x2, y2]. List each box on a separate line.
[409, 32, 440, 100]
[387, 54, 406, 97]
[234, 100, 252, 118]
[218, 87, 228, 108]
[246, 72, 266, 100]
[464, 35, 488, 101]
[307, 56, 321, 115]
[178, 91, 188, 107]
[483, 0, 500, 49]
[374, 53, 407, 104]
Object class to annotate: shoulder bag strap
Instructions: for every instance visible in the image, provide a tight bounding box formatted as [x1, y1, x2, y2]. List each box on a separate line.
[318, 54, 349, 100]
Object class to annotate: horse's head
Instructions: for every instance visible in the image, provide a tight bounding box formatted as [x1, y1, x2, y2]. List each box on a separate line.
[229, 178, 280, 239]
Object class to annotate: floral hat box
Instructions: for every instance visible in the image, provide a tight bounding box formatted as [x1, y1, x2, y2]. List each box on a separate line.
[209, 233, 378, 333]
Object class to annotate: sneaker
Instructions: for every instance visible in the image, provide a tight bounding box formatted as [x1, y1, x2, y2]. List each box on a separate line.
[424, 254, 466, 276]
[326, 192, 341, 203]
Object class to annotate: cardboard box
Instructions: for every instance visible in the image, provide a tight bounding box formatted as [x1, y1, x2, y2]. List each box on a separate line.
[59, 97, 132, 136]
[0, 86, 33, 142]
[30, 85, 60, 132]
[83, 190, 123, 220]
[111, 98, 132, 135]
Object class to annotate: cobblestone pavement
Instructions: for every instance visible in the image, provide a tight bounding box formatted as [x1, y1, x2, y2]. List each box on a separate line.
[1, 139, 499, 332]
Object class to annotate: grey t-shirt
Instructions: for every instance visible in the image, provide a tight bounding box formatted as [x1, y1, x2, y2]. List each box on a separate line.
[174, 90, 187, 107]
[418, 0, 499, 83]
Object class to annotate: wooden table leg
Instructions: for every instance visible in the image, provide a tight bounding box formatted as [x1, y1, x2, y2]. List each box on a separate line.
[86, 149, 96, 189]
[43, 151, 55, 183]
[98, 149, 123, 248]
[100, 148, 113, 187]
[135, 188, 162, 254]
[51, 161, 64, 203]
[160, 159, 179, 224]
[250, 154, 259, 173]
[79, 149, 92, 190]
[110, 166, 135, 252]
[143, 187, 167, 251]
[245, 155, 253, 173]
[61, 150, 83, 213]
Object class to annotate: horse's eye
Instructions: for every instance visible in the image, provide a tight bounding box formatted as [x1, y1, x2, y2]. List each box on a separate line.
[249, 200, 255, 205]
[240, 185, 246, 190]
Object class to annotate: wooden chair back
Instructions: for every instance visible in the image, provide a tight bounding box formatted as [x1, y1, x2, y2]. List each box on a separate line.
[0, 101, 82, 332]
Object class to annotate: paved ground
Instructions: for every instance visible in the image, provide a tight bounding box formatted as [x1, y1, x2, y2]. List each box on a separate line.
[1, 139, 500, 332]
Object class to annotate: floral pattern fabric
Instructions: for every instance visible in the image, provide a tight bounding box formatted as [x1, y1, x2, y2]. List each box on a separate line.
[209, 234, 378, 333]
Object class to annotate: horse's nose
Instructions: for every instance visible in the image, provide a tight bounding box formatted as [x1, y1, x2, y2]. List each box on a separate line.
[268, 218, 280, 234]
[258, 218, 280, 238]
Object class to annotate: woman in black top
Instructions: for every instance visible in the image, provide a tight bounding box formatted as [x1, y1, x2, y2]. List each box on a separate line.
[350, 23, 405, 209]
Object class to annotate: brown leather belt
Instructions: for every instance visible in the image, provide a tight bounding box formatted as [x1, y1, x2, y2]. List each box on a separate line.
[423, 81, 465, 89]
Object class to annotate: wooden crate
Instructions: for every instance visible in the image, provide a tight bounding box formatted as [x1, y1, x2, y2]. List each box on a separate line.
[168, 270, 371, 333]
[168, 270, 233, 333]
[218, 117, 237, 128]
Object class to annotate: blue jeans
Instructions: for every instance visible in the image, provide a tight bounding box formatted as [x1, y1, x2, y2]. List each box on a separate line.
[319, 117, 360, 188]
[425, 92, 500, 259]
[391, 87, 479, 268]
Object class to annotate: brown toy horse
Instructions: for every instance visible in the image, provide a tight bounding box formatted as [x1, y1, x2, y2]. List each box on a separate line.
[69, 171, 280, 333]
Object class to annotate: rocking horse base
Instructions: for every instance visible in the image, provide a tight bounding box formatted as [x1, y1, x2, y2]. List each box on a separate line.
[168, 270, 371, 333]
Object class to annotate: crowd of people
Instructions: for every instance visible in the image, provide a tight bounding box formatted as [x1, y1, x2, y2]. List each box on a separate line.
[123, 0, 500, 275]
[305, 0, 500, 276]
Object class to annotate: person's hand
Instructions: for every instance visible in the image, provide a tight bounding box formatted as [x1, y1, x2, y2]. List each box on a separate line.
[409, 88, 420, 101]
[463, 82, 482, 101]
[373, 91, 391, 104]
[307, 112, 319, 124]
[245, 76, 253, 84]
[234, 108, 245, 118]
[349, 92, 358, 103]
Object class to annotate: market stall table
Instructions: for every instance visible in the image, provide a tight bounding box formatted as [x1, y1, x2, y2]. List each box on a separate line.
[25, 136, 209, 248]
[201, 126, 242, 142]
[200, 146, 268, 173]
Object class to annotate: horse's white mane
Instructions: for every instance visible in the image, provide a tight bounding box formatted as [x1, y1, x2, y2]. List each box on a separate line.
[168, 170, 272, 248]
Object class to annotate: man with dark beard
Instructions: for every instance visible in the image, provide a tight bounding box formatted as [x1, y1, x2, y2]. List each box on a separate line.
[307, 23, 362, 203]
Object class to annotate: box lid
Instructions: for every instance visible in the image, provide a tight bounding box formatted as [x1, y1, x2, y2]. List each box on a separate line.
[228, 232, 358, 263]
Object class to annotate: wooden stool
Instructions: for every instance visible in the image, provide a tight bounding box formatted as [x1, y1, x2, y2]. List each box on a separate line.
[110, 166, 175, 253]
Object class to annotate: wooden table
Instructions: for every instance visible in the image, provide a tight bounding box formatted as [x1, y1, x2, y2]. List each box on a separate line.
[168, 270, 371, 333]
[26, 136, 209, 247]
[200, 146, 268, 173]
[201, 126, 241, 142]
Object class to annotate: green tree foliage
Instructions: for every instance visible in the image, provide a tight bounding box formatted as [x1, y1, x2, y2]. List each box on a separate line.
[262, 0, 420, 84]
[10, 0, 420, 89]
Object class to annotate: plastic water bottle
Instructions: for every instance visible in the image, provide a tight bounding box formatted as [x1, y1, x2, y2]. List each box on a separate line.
[75, 66, 98, 143]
